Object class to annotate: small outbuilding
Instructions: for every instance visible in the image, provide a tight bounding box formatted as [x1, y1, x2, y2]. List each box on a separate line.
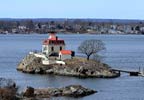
[59, 50, 72, 60]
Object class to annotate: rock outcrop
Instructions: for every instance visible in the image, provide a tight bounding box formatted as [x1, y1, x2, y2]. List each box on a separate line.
[22, 85, 96, 99]
[17, 54, 120, 78]
[0, 78, 17, 100]
[0, 78, 96, 100]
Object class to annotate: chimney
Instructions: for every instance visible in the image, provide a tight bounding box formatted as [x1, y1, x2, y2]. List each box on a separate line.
[56, 36, 58, 40]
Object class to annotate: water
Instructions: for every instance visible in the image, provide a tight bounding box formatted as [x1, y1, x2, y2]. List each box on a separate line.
[1, 34, 144, 100]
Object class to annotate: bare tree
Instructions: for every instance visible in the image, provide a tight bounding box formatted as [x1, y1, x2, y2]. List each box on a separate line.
[78, 39, 105, 60]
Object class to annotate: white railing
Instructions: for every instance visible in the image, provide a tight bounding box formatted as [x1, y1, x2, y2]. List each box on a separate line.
[29, 51, 65, 65]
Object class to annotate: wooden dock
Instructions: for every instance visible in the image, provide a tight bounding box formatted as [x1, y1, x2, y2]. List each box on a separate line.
[111, 68, 140, 76]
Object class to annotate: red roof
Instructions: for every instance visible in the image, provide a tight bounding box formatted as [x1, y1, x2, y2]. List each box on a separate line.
[43, 33, 65, 45]
[60, 50, 72, 55]
[43, 39, 65, 45]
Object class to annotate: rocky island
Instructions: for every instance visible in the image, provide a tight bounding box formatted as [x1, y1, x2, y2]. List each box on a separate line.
[0, 78, 96, 100]
[22, 85, 96, 99]
[17, 54, 119, 78]
[17, 31, 119, 78]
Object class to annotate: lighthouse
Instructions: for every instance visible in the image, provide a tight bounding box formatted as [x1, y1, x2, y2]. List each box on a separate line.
[42, 32, 65, 56]
[30, 31, 74, 65]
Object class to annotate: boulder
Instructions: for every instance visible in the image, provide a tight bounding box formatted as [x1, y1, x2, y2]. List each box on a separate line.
[62, 85, 96, 97]
[47, 88, 62, 96]
[23, 86, 35, 97]
[46, 69, 54, 74]
[78, 66, 88, 75]
[35, 68, 45, 74]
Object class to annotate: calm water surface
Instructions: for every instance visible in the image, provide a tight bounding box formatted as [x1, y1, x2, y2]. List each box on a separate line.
[0, 34, 144, 100]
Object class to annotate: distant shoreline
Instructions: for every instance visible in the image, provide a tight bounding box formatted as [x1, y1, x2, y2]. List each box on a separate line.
[0, 32, 143, 35]
[0, 18, 144, 35]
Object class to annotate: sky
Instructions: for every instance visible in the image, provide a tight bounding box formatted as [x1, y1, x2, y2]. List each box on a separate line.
[0, 0, 144, 19]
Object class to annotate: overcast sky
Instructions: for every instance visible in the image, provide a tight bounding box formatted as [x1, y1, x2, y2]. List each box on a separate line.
[0, 0, 144, 19]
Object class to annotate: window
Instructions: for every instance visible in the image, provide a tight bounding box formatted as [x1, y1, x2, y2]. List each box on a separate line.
[51, 47, 54, 51]
[43, 47, 47, 51]
[60, 46, 62, 50]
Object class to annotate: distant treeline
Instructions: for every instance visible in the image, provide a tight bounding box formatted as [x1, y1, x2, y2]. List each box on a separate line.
[0, 18, 144, 34]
